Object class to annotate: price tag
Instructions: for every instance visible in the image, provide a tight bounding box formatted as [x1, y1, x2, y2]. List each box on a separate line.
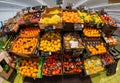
[45, 25, 55, 32]
[73, 50, 79, 56]
[74, 23, 84, 30]
[22, 8, 25, 13]
[70, 41, 79, 48]
[41, 51, 49, 57]
[26, 7, 31, 12]
[33, 6, 42, 11]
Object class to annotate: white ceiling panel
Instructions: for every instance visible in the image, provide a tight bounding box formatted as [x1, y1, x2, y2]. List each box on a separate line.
[0, 0, 119, 23]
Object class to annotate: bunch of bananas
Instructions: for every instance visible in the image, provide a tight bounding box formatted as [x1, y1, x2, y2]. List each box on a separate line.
[77, 10, 104, 26]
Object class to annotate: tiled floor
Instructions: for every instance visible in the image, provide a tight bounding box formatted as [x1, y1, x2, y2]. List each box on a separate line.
[91, 60, 120, 83]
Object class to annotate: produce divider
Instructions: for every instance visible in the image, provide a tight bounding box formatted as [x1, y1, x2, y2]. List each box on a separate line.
[2, 6, 119, 79]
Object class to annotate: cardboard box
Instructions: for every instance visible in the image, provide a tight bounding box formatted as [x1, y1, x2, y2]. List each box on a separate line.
[0, 67, 13, 79]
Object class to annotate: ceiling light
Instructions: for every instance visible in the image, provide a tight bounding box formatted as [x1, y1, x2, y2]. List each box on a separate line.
[73, 0, 88, 9]
[36, 0, 47, 5]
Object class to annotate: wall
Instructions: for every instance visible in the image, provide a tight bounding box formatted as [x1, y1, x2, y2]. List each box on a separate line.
[0, 12, 16, 23]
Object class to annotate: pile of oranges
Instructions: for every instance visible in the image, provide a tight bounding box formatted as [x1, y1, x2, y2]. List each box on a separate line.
[20, 27, 40, 37]
[62, 11, 84, 23]
[87, 43, 107, 55]
[12, 37, 37, 54]
[83, 27, 101, 37]
[19, 60, 39, 78]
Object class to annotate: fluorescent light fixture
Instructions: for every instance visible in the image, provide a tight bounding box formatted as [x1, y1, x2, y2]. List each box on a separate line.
[36, 0, 47, 5]
[73, 0, 88, 9]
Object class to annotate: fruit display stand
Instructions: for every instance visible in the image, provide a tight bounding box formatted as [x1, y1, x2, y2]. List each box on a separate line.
[2, 6, 120, 82]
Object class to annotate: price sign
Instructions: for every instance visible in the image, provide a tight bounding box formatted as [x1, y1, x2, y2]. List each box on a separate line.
[56, 0, 63, 5]
[26, 7, 31, 12]
[74, 23, 84, 31]
[41, 51, 49, 57]
[45, 25, 55, 32]
[32, 6, 42, 11]
[22, 8, 25, 13]
[41, 51, 51, 57]
[73, 50, 79, 56]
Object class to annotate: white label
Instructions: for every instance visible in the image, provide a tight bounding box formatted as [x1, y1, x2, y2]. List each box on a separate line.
[49, 52, 51, 55]
[70, 41, 79, 48]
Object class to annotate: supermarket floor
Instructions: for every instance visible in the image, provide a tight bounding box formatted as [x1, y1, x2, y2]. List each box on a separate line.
[24, 75, 92, 83]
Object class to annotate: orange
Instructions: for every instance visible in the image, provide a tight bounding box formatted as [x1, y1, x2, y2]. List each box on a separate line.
[33, 66, 37, 69]
[33, 69, 38, 73]
[30, 63, 34, 67]
[33, 61, 37, 65]
[32, 73, 37, 78]
[30, 67, 33, 70]
[20, 71, 24, 75]
[27, 73, 31, 77]
[36, 63, 39, 66]
[28, 60, 32, 64]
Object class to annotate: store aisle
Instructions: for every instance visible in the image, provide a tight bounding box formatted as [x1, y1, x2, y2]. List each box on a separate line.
[24, 74, 92, 83]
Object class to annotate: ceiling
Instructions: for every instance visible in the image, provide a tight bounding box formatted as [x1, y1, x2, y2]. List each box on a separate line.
[0, 0, 120, 23]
